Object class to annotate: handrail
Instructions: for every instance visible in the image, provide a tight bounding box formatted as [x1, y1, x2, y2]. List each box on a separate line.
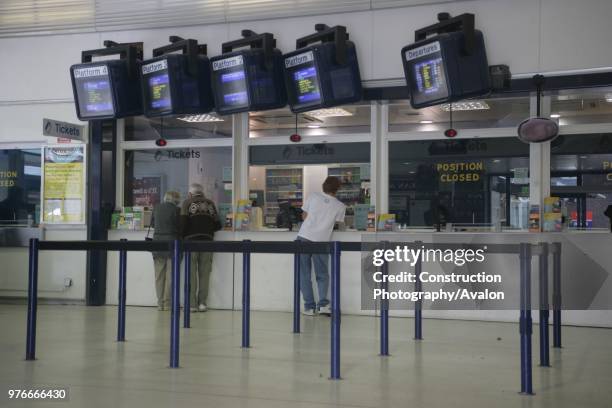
[34, 239, 546, 256]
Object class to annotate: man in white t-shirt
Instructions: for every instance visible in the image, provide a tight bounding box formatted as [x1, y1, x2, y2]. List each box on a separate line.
[297, 176, 346, 316]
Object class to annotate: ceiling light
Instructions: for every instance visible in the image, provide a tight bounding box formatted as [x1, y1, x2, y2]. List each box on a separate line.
[419, 120, 433, 124]
[550, 114, 561, 118]
[307, 124, 321, 129]
[440, 101, 490, 111]
[177, 114, 224, 123]
[305, 108, 353, 118]
[493, 159, 501, 163]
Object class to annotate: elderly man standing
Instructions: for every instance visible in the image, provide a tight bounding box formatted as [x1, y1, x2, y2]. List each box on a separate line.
[152, 191, 181, 311]
[181, 183, 221, 312]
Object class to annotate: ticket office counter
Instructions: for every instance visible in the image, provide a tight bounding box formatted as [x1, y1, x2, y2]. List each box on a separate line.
[106, 228, 612, 327]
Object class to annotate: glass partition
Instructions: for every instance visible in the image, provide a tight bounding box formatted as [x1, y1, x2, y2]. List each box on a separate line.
[551, 133, 612, 230]
[249, 143, 371, 230]
[124, 146, 232, 209]
[388, 96, 530, 133]
[125, 114, 232, 141]
[249, 103, 371, 138]
[0, 148, 41, 226]
[388, 138, 530, 229]
[552, 88, 612, 126]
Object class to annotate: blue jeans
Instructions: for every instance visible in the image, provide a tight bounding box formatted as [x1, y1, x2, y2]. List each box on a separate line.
[297, 237, 329, 310]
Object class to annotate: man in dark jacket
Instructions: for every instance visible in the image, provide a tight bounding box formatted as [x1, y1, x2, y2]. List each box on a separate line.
[181, 183, 221, 312]
[152, 191, 180, 311]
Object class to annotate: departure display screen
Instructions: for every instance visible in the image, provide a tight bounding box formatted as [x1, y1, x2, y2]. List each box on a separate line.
[285, 51, 321, 108]
[293, 66, 321, 104]
[73, 65, 114, 118]
[147, 71, 172, 111]
[142, 59, 172, 113]
[414, 58, 446, 96]
[404, 41, 449, 107]
[220, 70, 248, 106]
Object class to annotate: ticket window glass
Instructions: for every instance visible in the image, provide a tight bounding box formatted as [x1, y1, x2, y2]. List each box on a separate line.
[388, 138, 529, 229]
[551, 133, 612, 230]
[388, 96, 530, 133]
[551, 88, 612, 126]
[123, 115, 232, 228]
[125, 114, 231, 141]
[248, 143, 371, 230]
[249, 103, 371, 138]
[0, 149, 41, 226]
[124, 146, 232, 214]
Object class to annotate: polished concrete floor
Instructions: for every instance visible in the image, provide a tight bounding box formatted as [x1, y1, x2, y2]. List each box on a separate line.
[0, 305, 611, 408]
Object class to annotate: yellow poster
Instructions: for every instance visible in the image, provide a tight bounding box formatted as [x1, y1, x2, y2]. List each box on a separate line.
[43, 146, 85, 223]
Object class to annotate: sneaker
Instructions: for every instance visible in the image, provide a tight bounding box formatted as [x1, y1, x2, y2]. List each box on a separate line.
[318, 305, 331, 316]
[157, 305, 166, 311]
[190, 307, 198, 313]
[198, 304, 208, 312]
[302, 308, 316, 316]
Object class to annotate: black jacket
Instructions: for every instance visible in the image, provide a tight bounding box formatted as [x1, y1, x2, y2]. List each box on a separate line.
[180, 194, 221, 240]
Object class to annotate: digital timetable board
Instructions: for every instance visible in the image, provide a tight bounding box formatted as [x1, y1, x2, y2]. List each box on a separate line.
[405, 41, 450, 107]
[145, 62, 171, 111]
[72, 65, 114, 118]
[287, 51, 322, 108]
[140, 54, 214, 117]
[70, 60, 143, 120]
[402, 30, 490, 109]
[283, 39, 362, 113]
[217, 58, 248, 108]
[210, 50, 286, 115]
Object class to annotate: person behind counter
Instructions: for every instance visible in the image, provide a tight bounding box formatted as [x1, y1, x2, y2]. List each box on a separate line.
[181, 183, 222, 313]
[151, 191, 181, 311]
[297, 176, 346, 316]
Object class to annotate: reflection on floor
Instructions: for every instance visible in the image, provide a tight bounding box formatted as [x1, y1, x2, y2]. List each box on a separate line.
[1, 305, 611, 408]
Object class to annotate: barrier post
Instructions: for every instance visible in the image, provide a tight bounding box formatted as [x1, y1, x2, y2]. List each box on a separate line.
[26, 238, 39, 361]
[184, 250, 191, 329]
[538, 242, 550, 367]
[293, 240, 301, 334]
[414, 241, 423, 340]
[330, 241, 342, 380]
[242, 240, 251, 348]
[552, 242, 562, 348]
[380, 241, 389, 356]
[169, 239, 181, 368]
[117, 239, 127, 342]
[519, 243, 534, 395]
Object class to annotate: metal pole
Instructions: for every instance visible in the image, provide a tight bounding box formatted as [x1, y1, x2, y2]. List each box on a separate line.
[169, 239, 181, 368]
[184, 250, 191, 329]
[117, 239, 127, 342]
[519, 243, 534, 395]
[242, 240, 251, 348]
[26, 238, 39, 361]
[538, 242, 550, 367]
[380, 242, 389, 356]
[293, 240, 301, 334]
[330, 241, 341, 380]
[414, 241, 423, 340]
[552, 242, 562, 348]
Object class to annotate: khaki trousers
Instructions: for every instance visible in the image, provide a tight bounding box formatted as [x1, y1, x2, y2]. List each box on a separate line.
[153, 255, 172, 308]
[190, 252, 213, 306]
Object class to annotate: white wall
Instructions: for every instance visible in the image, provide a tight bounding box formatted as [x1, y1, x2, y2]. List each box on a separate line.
[0, 227, 87, 301]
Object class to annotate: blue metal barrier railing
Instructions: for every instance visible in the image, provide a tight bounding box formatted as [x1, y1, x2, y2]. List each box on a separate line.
[25, 237, 562, 394]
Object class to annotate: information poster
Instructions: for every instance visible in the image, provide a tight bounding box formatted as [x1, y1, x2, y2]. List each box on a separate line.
[42, 145, 86, 224]
[131, 176, 162, 207]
